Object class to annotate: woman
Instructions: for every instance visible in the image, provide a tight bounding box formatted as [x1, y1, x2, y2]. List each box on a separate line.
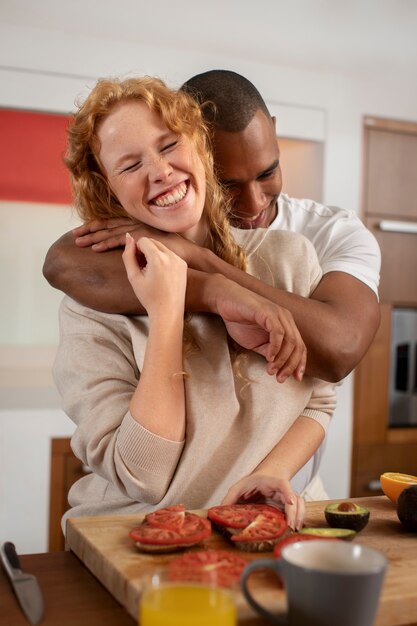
[54, 76, 335, 532]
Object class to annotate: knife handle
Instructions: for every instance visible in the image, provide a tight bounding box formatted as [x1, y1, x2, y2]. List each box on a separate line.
[0, 542, 21, 579]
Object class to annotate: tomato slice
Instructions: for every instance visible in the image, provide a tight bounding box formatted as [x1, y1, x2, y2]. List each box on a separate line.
[231, 510, 287, 542]
[146, 504, 185, 530]
[168, 550, 248, 587]
[181, 513, 209, 533]
[129, 513, 211, 546]
[207, 503, 285, 529]
[273, 533, 340, 559]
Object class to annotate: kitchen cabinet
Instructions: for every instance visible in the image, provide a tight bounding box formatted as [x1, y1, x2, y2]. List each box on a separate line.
[351, 116, 417, 496]
[351, 305, 417, 496]
[362, 116, 417, 305]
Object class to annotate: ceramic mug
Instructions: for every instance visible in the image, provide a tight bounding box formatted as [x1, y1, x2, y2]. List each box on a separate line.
[241, 541, 387, 626]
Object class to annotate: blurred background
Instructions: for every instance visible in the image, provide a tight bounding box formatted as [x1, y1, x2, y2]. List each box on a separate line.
[1, 0, 417, 553]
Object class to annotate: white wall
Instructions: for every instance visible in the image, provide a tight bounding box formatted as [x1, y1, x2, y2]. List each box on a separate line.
[0, 408, 74, 554]
[1, 8, 417, 553]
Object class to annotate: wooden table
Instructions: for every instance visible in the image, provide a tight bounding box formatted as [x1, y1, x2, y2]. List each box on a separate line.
[0, 551, 264, 625]
[0, 551, 134, 626]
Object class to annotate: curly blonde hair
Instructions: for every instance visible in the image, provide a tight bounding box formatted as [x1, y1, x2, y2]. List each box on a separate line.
[66, 75, 246, 271]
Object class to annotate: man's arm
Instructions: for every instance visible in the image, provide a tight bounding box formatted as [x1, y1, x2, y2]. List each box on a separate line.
[43, 228, 380, 382]
[207, 260, 380, 382]
[43, 231, 142, 314]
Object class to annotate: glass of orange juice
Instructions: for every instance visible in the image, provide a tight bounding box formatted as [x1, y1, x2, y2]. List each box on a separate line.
[139, 570, 237, 626]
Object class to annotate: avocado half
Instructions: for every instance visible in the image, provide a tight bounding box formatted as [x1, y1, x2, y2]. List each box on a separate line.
[299, 527, 356, 541]
[397, 485, 417, 532]
[324, 501, 370, 532]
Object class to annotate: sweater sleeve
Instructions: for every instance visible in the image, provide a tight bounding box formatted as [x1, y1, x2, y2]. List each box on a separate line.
[53, 297, 185, 505]
[300, 378, 337, 434]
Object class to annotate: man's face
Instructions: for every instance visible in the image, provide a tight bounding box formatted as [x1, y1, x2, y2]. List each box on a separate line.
[212, 109, 282, 229]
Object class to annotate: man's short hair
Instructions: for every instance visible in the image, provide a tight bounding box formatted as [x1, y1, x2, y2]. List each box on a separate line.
[181, 69, 271, 132]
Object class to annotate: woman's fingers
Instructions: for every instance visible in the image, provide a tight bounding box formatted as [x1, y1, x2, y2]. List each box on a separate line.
[221, 474, 305, 531]
[122, 232, 143, 282]
[123, 235, 188, 313]
[283, 494, 305, 531]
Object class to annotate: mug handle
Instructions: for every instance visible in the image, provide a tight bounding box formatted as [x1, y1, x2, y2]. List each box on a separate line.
[241, 558, 287, 625]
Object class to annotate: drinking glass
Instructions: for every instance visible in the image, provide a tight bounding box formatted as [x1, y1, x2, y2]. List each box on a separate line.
[139, 569, 237, 626]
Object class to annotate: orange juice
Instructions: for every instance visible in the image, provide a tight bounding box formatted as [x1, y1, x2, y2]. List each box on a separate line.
[140, 583, 236, 626]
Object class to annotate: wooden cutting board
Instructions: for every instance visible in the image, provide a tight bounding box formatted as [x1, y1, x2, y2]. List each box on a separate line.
[66, 496, 417, 625]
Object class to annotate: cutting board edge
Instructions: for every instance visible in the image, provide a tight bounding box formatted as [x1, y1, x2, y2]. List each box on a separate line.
[66, 517, 138, 617]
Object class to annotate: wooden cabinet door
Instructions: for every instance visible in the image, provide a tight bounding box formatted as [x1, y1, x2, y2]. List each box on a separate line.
[351, 304, 417, 496]
[365, 124, 417, 220]
[362, 116, 417, 305]
[353, 304, 391, 448]
[366, 217, 417, 305]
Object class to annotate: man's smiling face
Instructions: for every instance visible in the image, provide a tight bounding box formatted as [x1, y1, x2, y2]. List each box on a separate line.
[212, 109, 282, 229]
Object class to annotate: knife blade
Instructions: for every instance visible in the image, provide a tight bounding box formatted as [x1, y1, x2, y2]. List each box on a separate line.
[0, 541, 44, 625]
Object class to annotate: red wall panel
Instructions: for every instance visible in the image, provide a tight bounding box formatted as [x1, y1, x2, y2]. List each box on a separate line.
[0, 109, 73, 204]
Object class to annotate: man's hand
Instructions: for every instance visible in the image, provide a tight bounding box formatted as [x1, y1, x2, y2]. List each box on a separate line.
[211, 277, 307, 382]
[221, 473, 305, 531]
[73, 218, 206, 269]
[74, 218, 161, 251]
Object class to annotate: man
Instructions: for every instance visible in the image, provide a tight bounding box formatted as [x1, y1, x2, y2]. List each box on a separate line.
[44, 69, 380, 383]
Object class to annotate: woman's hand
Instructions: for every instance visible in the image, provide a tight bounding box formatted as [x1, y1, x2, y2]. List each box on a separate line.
[122, 234, 187, 318]
[221, 473, 305, 531]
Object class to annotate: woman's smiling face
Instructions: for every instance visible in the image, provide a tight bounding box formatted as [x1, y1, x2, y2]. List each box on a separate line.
[97, 99, 207, 244]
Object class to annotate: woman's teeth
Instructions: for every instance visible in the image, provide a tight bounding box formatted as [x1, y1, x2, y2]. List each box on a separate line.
[153, 182, 187, 207]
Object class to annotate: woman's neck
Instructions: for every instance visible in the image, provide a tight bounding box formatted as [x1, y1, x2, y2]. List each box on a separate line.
[180, 216, 209, 247]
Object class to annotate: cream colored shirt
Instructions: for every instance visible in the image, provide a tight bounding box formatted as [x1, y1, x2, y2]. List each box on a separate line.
[54, 229, 336, 525]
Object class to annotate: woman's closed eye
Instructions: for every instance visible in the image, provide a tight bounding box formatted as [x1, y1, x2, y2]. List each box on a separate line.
[161, 139, 179, 154]
[120, 139, 179, 174]
[122, 160, 142, 174]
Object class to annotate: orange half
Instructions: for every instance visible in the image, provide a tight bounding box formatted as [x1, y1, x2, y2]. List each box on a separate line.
[380, 472, 417, 503]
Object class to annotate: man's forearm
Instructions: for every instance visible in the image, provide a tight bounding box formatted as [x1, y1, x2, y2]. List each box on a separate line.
[194, 250, 381, 381]
[43, 232, 220, 315]
[43, 232, 142, 313]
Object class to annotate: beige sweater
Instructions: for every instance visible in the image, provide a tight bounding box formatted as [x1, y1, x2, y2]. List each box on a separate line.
[54, 228, 336, 525]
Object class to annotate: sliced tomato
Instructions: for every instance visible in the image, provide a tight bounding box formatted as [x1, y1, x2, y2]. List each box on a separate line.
[273, 533, 340, 559]
[207, 503, 285, 529]
[146, 504, 185, 530]
[231, 510, 287, 542]
[129, 513, 211, 546]
[168, 550, 248, 587]
[181, 513, 211, 533]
